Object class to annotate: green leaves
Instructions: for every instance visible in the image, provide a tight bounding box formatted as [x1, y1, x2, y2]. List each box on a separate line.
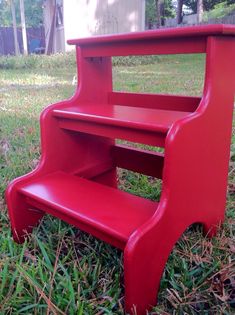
[0, 0, 43, 27]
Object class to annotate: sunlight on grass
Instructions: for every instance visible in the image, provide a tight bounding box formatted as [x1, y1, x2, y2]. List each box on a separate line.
[113, 54, 205, 96]
[0, 73, 71, 87]
[118, 69, 169, 75]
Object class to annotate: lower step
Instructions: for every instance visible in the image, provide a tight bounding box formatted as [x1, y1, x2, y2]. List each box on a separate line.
[19, 171, 158, 249]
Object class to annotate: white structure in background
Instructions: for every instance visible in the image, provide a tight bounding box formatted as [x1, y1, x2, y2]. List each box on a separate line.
[43, 0, 146, 54]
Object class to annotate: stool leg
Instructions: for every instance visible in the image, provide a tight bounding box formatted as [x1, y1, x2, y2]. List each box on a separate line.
[203, 219, 223, 238]
[6, 186, 44, 243]
[124, 242, 171, 314]
[124, 217, 187, 315]
[202, 204, 225, 238]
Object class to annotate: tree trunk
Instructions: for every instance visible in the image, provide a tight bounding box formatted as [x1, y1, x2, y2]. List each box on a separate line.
[155, 0, 164, 28]
[19, 0, 28, 55]
[197, 0, 203, 24]
[177, 0, 183, 24]
[10, 0, 20, 55]
[45, 1, 56, 55]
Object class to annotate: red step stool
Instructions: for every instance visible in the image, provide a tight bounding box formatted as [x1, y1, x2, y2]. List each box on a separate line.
[6, 25, 235, 314]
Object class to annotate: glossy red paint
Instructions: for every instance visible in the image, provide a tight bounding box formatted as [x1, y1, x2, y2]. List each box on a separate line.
[6, 25, 235, 314]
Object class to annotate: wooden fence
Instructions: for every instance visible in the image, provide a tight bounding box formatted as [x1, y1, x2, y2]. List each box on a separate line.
[165, 13, 235, 28]
[205, 14, 235, 25]
[0, 27, 45, 55]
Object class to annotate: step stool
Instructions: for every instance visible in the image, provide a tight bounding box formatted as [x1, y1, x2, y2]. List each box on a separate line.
[6, 25, 235, 314]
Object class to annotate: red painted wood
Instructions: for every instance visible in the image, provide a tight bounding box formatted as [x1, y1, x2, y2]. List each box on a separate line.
[53, 104, 191, 147]
[68, 24, 235, 46]
[81, 37, 207, 57]
[124, 36, 235, 314]
[5, 25, 235, 315]
[73, 159, 114, 179]
[68, 25, 235, 57]
[111, 144, 164, 179]
[109, 92, 201, 112]
[57, 118, 167, 147]
[53, 104, 192, 133]
[19, 171, 157, 249]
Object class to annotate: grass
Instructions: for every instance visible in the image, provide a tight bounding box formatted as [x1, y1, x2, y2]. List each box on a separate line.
[0, 52, 234, 314]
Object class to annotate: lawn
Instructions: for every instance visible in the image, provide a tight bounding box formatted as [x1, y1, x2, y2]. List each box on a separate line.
[0, 53, 234, 314]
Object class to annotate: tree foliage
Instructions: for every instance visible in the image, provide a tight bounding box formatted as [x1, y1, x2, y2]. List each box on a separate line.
[0, 1, 12, 26]
[146, 0, 175, 28]
[0, 0, 43, 27]
[145, 0, 235, 28]
[183, 0, 234, 14]
[204, 1, 235, 20]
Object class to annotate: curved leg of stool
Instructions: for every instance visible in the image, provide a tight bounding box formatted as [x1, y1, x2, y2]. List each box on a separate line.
[6, 184, 44, 243]
[203, 219, 223, 238]
[124, 217, 188, 315]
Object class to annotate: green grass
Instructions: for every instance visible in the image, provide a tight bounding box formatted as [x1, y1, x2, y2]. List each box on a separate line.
[0, 53, 234, 314]
[113, 54, 205, 95]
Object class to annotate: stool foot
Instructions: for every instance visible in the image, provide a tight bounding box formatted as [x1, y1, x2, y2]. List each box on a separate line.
[6, 187, 44, 243]
[124, 228, 183, 314]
